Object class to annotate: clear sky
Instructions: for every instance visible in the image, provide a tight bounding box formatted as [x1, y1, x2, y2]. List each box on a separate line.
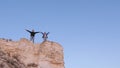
[0, 0, 120, 68]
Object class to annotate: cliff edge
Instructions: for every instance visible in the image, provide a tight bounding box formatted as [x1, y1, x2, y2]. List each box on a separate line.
[0, 38, 64, 68]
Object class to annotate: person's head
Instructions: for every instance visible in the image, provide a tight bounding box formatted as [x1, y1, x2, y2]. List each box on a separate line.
[44, 32, 47, 35]
[32, 29, 34, 32]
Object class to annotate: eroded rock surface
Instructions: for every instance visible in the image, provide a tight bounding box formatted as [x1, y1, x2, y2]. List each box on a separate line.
[0, 38, 64, 68]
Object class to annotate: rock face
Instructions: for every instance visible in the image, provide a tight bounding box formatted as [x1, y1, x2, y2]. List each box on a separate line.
[0, 38, 64, 68]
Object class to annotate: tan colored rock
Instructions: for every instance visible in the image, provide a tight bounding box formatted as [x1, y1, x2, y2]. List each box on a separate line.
[0, 38, 65, 68]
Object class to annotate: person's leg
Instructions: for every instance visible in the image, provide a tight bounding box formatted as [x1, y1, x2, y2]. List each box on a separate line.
[31, 36, 34, 43]
[33, 37, 34, 43]
[44, 37, 47, 41]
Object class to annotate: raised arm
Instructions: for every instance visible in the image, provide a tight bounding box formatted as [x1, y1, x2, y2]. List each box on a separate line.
[47, 32, 50, 35]
[25, 29, 31, 33]
[40, 32, 44, 35]
[35, 31, 40, 34]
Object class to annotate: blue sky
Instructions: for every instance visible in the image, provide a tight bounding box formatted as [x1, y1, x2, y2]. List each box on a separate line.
[0, 0, 120, 68]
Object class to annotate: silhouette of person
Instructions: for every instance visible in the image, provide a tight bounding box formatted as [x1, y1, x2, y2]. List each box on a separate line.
[26, 29, 40, 43]
[41, 32, 49, 41]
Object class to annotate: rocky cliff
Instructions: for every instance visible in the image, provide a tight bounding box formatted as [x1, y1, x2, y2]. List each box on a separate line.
[0, 38, 64, 68]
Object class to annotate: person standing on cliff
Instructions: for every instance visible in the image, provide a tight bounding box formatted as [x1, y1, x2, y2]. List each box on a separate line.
[41, 32, 49, 41]
[25, 29, 40, 43]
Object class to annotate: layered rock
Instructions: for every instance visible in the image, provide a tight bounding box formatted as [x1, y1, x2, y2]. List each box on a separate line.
[0, 38, 64, 68]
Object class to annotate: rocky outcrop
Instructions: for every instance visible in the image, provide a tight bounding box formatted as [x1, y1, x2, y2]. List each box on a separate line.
[0, 38, 64, 68]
